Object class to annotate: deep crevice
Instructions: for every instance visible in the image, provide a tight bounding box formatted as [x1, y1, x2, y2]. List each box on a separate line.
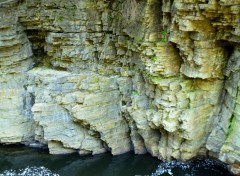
[25, 29, 48, 68]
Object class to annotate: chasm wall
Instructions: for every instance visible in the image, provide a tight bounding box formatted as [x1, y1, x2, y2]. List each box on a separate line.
[0, 0, 239, 174]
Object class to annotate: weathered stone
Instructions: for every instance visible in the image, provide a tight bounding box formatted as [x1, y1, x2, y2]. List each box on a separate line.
[0, 0, 240, 174]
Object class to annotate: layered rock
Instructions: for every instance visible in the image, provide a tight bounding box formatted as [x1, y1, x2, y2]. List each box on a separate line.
[0, 12, 34, 144]
[0, 0, 240, 175]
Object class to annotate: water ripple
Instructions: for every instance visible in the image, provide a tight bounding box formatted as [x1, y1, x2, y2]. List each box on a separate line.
[0, 166, 59, 176]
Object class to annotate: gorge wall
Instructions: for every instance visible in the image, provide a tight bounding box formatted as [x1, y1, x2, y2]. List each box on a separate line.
[0, 0, 239, 174]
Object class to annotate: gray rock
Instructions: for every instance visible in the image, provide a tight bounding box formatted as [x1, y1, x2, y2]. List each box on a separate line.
[0, 0, 240, 174]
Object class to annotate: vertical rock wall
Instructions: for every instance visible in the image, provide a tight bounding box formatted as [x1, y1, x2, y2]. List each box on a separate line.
[0, 0, 239, 174]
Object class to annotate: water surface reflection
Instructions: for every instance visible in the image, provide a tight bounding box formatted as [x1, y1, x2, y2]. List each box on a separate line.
[0, 146, 234, 176]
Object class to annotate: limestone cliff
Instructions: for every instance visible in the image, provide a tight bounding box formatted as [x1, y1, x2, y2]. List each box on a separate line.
[0, 0, 239, 174]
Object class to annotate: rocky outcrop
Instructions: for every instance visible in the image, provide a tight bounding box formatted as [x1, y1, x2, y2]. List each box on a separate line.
[0, 0, 239, 175]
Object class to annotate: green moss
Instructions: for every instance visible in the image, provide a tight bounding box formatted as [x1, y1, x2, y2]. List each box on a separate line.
[65, 5, 77, 11]
[132, 91, 139, 95]
[160, 31, 168, 42]
[58, 15, 64, 21]
[108, 16, 113, 23]
[178, 75, 182, 80]
[45, 16, 52, 23]
[147, 106, 153, 110]
[64, 4, 77, 19]
[152, 77, 162, 81]
[227, 116, 237, 136]
[161, 38, 167, 42]
[136, 37, 144, 43]
[161, 31, 167, 35]
[152, 56, 157, 62]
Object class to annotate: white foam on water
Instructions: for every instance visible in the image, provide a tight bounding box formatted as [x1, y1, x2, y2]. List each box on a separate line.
[151, 160, 191, 176]
[151, 159, 229, 176]
[0, 166, 59, 176]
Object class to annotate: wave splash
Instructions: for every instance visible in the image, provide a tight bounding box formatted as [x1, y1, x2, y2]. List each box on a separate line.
[151, 159, 231, 176]
[0, 166, 59, 176]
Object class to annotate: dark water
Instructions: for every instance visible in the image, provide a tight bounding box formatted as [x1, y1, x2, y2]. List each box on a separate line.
[0, 146, 234, 176]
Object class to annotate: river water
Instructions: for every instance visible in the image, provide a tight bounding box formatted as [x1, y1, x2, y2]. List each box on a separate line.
[0, 146, 234, 176]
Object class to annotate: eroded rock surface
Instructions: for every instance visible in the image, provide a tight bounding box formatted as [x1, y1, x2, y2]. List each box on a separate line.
[0, 0, 240, 175]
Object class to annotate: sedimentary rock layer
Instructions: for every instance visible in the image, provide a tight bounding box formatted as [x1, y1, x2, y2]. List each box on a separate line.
[0, 0, 239, 174]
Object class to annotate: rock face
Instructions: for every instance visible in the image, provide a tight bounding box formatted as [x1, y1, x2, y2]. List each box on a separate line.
[0, 0, 239, 174]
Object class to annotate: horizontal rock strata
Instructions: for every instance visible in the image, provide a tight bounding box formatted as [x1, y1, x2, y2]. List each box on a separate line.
[0, 0, 239, 175]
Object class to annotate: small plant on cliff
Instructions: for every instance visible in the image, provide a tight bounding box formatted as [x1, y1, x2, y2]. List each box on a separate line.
[161, 31, 168, 42]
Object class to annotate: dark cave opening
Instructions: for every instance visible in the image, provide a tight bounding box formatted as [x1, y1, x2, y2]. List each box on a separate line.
[220, 40, 235, 59]
[25, 29, 48, 67]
